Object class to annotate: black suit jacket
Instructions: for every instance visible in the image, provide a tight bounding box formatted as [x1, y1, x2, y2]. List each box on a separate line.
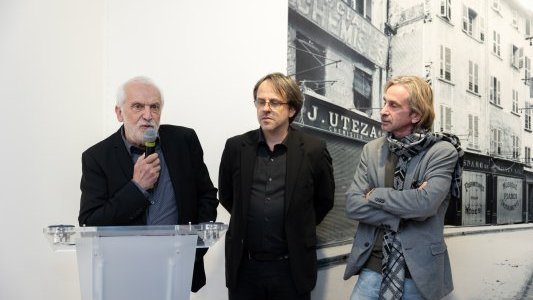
[79, 125, 218, 292]
[218, 128, 334, 294]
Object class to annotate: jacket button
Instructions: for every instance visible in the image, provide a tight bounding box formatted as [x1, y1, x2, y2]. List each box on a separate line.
[364, 242, 370, 247]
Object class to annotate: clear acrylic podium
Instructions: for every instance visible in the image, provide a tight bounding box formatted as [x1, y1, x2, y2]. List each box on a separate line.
[43, 223, 227, 300]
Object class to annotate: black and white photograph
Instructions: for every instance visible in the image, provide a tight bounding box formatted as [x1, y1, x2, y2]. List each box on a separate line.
[2, 1, 533, 299]
[288, 0, 533, 239]
[287, 1, 533, 298]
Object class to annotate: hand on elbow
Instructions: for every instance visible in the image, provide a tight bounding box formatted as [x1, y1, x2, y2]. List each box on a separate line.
[416, 181, 428, 191]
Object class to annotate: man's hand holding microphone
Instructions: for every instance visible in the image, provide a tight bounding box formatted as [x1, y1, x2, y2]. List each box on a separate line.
[133, 128, 160, 191]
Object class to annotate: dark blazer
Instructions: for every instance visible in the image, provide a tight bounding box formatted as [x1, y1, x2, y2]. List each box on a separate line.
[218, 128, 335, 294]
[79, 125, 218, 292]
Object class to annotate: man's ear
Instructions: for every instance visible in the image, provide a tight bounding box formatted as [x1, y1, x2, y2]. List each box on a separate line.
[289, 107, 296, 118]
[115, 105, 124, 122]
[410, 112, 421, 124]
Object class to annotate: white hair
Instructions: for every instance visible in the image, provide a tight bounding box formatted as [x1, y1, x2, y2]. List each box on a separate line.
[116, 76, 164, 107]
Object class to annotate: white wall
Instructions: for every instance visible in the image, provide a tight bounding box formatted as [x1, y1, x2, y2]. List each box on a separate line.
[0, 1, 104, 299]
[0, 1, 298, 299]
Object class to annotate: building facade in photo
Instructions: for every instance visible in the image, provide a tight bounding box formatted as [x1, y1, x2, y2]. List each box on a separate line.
[288, 0, 390, 246]
[288, 1, 533, 247]
[388, 0, 533, 225]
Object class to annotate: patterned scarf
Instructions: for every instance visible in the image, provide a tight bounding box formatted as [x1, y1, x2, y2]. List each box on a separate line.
[386, 131, 464, 198]
[379, 131, 464, 300]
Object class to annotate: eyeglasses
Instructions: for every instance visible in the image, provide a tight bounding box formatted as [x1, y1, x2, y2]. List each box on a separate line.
[253, 99, 289, 110]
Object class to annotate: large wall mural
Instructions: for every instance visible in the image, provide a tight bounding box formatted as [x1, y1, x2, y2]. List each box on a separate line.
[289, 0, 533, 246]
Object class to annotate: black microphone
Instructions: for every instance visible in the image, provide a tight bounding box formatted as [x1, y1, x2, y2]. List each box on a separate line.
[143, 128, 157, 157]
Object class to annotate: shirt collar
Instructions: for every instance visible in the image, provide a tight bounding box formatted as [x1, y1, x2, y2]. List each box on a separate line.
[257, 126, 292, 149]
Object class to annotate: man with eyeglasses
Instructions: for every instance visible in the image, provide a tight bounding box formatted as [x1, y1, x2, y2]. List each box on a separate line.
[78, 76, 218, 293]
[218, 72, 335, 300]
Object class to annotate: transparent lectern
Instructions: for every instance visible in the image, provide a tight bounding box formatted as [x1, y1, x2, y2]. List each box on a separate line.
[43, 223, 227, 300]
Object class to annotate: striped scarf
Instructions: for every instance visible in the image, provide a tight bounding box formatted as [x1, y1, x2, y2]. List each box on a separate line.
[386, 131, 464, 198]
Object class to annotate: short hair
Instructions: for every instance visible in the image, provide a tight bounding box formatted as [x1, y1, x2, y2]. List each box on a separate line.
[384, 76, 435, 132]
[253, 72, 303, 124]
[116, 76, 164, 108]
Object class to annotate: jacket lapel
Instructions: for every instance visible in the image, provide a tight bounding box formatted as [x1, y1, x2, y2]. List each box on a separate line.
[112, 126, 135, 179]
[376, 138, 389, 187]
[284, 131, 304, 215]
[240, 131, 258, 222]
[158, 126, 184, 219]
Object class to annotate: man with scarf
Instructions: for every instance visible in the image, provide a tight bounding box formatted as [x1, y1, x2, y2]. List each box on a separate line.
[343, 76, 463, 300]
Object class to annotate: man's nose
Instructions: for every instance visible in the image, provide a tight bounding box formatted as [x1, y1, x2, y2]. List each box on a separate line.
[380, 105, 388, 116]
[142, 106, 152, 120]
[262, 103, 272, 112]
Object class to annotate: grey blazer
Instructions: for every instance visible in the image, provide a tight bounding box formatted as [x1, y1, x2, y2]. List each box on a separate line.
[343, 136, 458, 300]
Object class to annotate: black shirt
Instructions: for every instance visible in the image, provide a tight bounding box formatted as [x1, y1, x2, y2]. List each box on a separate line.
[245, 131, 289, 255]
